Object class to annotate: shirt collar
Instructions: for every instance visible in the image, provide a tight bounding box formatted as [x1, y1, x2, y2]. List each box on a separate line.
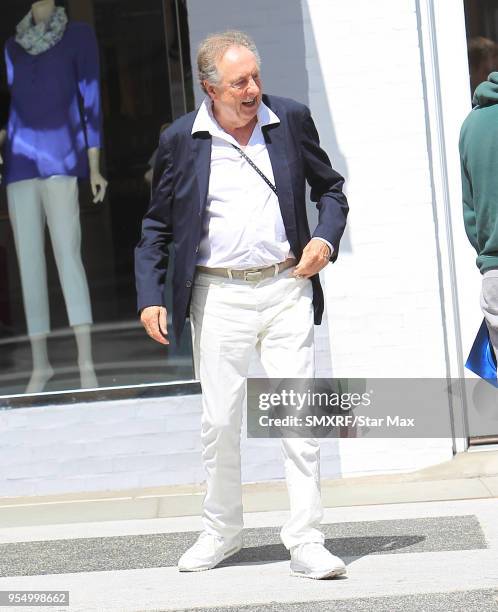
[191, 96, 280, 136]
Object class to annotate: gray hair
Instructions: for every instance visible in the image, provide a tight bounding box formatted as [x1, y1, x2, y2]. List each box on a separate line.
[197, 30, 261, 94]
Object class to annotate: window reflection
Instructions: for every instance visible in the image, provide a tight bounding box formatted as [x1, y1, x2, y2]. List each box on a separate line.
[464, 0, 498, 97]
[0, 0, 194, 396]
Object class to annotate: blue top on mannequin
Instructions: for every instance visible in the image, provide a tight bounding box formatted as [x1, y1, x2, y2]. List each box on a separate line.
[3, 21, 102, 185]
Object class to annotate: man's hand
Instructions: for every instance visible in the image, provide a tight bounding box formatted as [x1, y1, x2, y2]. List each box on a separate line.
[140, 305, 169, 345]
[292, 238, 331, 279]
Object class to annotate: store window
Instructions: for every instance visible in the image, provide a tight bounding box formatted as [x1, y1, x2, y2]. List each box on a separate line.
[0, 0, 195, 397]
[464, 0, 498, 96]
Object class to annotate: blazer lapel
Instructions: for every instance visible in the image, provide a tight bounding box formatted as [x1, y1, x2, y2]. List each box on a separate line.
[263, 123, 297, 243]
[192, 133, 212, 214]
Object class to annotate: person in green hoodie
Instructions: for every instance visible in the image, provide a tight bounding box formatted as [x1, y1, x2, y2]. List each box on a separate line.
[459, 71, 498, 360]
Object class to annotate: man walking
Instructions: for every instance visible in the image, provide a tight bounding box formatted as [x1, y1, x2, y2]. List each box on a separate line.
[135, 31, 349, 579]
[460, 72, 498, 362]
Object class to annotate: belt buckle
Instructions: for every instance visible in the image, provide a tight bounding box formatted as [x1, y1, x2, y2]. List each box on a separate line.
[243, 269, 263, 282]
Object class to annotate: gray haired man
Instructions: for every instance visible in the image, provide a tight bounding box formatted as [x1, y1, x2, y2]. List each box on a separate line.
[135, 31, 349, 579]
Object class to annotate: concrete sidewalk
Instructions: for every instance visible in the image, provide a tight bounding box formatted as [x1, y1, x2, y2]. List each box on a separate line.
[0, 498, 496, 611]
[0, 448, 497, 528]
[0, 450, 497, 611]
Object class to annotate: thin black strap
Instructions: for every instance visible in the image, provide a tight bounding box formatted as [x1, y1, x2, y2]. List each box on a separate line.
[230, 143, 278, 196]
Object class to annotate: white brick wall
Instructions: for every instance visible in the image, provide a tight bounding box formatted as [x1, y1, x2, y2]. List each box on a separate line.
[0, 397, 204, 497]
[300, 0, 459, 468]
[0, 394, 451, 497]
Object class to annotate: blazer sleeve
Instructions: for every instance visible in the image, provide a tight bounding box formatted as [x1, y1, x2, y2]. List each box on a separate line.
[134, 132, 175, 312]
[300, 105, 349, 262]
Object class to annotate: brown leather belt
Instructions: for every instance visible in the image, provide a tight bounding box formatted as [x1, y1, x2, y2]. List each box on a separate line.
[196, 258, 297, 282]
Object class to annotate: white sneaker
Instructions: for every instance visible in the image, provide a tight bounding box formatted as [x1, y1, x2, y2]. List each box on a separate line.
[290, 542, 347, 579]
[178, 532, 243, 572]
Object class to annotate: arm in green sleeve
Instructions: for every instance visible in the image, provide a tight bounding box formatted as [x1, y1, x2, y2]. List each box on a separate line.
[461, 158, 479, 253]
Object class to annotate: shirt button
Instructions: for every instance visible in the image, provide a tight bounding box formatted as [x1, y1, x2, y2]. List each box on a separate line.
[185, 280, 192, 288]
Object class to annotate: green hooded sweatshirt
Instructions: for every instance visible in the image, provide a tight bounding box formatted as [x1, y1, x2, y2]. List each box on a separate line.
[459, 71, 498, 273]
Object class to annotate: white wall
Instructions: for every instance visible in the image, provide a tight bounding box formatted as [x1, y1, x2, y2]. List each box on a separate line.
[293, 0, 445, 378]
[0, 397, 204, 497]
[0, 394, 449, 498]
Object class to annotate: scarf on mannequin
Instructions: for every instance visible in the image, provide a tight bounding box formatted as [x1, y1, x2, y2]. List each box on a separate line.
[15, 6, 68, 55]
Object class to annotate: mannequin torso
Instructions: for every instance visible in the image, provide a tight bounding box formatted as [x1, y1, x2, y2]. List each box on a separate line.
[31, 0, 107, 201]
[3, 6, 107, 201]
[2, 1, 60, 181]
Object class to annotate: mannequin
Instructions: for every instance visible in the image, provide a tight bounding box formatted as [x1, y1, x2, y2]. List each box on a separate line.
[1, 0, 107, 392]
[31, 0, 107, 204]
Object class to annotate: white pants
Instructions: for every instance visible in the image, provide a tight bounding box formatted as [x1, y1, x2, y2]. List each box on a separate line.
[7, 177, 92, 336]
[190, 268, 324, 550]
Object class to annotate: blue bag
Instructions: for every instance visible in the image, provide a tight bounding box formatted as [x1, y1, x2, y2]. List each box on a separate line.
[465, 319, 498, 386]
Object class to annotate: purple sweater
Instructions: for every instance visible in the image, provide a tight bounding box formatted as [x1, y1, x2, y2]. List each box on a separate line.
[3, 21, 102, 185]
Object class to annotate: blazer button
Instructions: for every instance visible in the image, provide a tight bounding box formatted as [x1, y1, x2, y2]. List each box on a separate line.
[185, 280, 192, 288]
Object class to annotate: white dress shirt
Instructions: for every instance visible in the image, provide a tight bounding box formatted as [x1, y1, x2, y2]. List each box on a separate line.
[191, 97, 332, 269]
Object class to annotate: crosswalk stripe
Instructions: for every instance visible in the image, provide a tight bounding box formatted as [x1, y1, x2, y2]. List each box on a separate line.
[0, 515, 486, 578]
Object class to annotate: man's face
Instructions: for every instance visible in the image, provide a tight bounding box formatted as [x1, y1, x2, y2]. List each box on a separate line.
[206, 45, 262, 129]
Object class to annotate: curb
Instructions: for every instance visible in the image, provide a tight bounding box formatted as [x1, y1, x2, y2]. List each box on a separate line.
[0, 451, 497, 528]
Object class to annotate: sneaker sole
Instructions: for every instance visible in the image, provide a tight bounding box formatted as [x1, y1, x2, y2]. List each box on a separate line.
[290, 566, 347, 580]
[178, 542, 243, 572]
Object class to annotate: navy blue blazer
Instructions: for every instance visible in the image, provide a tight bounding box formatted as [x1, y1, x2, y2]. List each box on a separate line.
[135, 94, 349, 342]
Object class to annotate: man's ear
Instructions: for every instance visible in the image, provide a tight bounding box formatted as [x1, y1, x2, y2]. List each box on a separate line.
[204, 82, 216, 100]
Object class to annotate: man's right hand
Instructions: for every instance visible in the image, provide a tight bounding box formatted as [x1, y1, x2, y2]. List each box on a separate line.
[140, 305, 169, 345]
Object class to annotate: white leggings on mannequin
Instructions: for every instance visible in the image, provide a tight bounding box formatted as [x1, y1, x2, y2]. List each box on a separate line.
[7, 176, 92, 336]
